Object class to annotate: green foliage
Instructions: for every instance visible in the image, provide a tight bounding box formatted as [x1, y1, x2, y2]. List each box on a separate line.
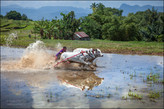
[80, 16, 101, 39]
[59, 11, 80, 40]
[0, 14, 3, 18]
[0, 32, 163, 55]
[2, 4, 164, 42]
[0, 18, 31, 33]
[33, 18, 46, 39]
[128, 92, 143, 100]
[146, 73, 160, 83]
[90, 2, 97, 13]
[21, 14, 28, 20]
[80, 3, 164, 41]
[148, 91, 160, 99]
[0, 35, 6, 45]
[33, 11, 80, 40]
[102, 15, 122, 40]
[137, 8, 164, 42]
[122, 96, 127, 100]
[4, 10, 29, 21]
[156, 34, 164, 42]
[5, 11, 22, 20]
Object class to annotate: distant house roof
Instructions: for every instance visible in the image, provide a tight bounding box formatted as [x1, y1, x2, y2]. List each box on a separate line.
[74, 32, 89, 38]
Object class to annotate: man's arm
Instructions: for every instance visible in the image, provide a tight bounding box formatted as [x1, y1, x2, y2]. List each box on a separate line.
[59, 49, 64, 54]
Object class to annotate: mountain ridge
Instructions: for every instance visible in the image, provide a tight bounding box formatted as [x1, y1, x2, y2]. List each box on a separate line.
[1, 4, 163, 20]
[119, 4, 163, 16]
[1, 5, 92, 20]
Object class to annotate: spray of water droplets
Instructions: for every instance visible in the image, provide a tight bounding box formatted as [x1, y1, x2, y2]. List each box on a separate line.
[5, 32, 18, 47]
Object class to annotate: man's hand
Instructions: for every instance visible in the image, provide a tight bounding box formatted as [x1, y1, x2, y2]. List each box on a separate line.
[59, 51, 63, 54]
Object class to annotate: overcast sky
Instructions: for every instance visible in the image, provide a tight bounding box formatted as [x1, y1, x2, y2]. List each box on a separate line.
[1, 1, 163, 9]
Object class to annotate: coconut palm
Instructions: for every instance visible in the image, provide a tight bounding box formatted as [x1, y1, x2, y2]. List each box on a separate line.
[90, 3, 98, 13]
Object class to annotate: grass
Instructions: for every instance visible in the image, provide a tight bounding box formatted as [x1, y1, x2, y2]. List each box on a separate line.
[1, 35, 163, 55]
[123, 88, 162, 101]
[128, 92, 143, 100]
[0, 18, 163, 55]
[146, 73, 161, 83]
[160, 79, 164, 84]
[148, 91, 160, 99]
[40, 39, 163, 55]
[84, 93, 111, 98]
[122, 96, 128, 100]
[0, 18, 33, 33]
[129, 72, 137, 79]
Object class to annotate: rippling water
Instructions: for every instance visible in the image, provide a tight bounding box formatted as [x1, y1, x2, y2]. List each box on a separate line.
[1, 46, 163, 108]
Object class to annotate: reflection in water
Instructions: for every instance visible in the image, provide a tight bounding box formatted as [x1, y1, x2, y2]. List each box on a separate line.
[1, 70, 58, 89]
[1, 69, 104, 91]
[57, 71, 104, 91]
[1, 70, 91, 108]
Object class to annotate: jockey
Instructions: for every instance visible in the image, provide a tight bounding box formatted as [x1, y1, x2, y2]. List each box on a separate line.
[55, 46, 67, 61]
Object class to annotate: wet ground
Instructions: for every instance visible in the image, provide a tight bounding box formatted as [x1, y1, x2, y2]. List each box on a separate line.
[1, 46, 163, 108]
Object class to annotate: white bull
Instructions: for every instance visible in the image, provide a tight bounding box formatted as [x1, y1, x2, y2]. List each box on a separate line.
[73, 48, 103, 64]
[60, 48, 97, 69]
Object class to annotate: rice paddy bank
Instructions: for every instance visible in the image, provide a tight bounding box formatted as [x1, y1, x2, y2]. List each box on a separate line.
[0, 36, 163, 56]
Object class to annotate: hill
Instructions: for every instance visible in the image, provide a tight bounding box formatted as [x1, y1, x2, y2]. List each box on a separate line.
[1, 4, 163, 20]
[1, 5, 92, 20]
[119, 4, 163, 16]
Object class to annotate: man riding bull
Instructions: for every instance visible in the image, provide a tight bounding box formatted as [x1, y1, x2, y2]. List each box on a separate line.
[55, 46, 67, 61]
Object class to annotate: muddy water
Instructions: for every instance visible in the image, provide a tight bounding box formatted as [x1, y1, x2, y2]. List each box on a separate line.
[1, 46, 163, 108]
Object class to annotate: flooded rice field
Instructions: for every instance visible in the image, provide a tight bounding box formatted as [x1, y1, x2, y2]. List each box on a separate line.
[1, 45, 163, 108]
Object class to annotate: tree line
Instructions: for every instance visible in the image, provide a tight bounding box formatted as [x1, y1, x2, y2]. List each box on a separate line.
[82, 3, 164, 42]
[0, 11, 32, 21]
[33, 3, 163, 42]
[1, 3, 164, 42]
[33, 11, 80, 40]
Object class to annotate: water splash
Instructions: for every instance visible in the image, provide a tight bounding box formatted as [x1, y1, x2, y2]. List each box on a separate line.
[17, 40, 54, 69]
[1, 41, 71, 70]
[25, 40, 46, 53]
[5, 32, 18, 47]
[1, 40, 54, 70]
[55, 42, 62, 52]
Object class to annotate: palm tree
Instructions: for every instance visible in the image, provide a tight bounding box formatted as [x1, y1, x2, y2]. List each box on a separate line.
[44, 21, 55, 39]
[33, 18, 46, 39]
[90, 3, 98, 13]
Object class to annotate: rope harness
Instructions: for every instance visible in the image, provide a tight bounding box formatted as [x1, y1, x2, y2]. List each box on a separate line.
[54, 49, 98, 68]
[54, 50, 86, 67]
